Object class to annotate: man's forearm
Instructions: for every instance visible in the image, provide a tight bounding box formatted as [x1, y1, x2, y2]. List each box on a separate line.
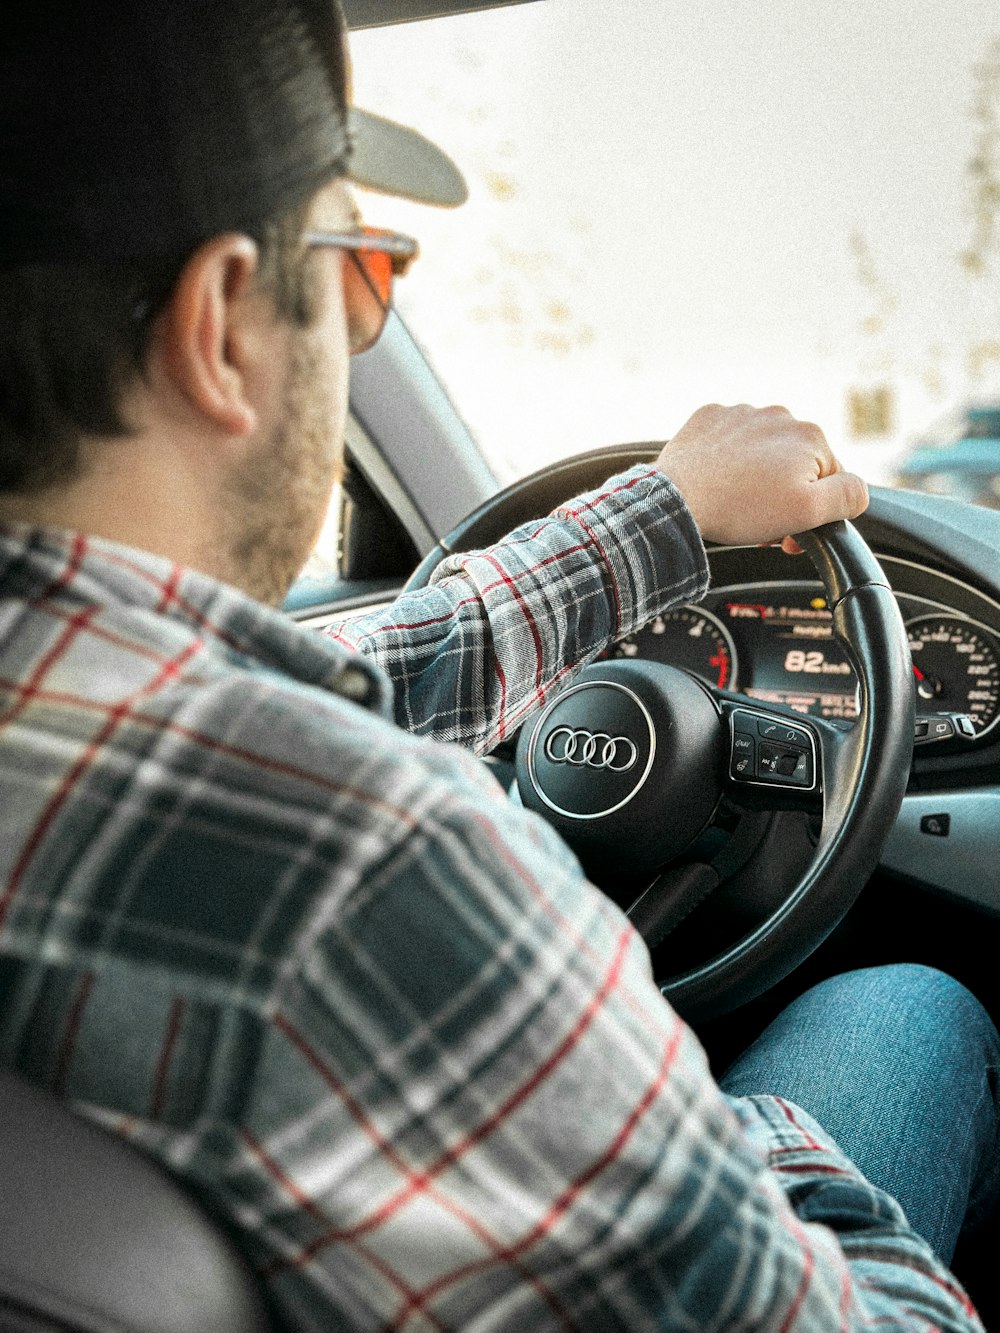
[325, 465, 709, 752]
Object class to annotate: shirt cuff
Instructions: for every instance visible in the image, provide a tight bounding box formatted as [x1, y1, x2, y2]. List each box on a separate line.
[552, 464, 710, 638]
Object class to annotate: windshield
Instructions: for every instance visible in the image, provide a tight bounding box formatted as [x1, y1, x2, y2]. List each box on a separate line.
[351, 0, 1000, 504]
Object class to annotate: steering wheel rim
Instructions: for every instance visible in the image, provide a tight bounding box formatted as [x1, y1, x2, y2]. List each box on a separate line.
[406, 446, 915, 1020]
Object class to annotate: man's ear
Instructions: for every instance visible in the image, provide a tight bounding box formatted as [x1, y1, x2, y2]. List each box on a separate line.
[156, 234, 263, 437]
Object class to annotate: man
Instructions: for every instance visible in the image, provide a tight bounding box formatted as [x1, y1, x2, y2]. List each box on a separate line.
[0, 2, 997, 1330]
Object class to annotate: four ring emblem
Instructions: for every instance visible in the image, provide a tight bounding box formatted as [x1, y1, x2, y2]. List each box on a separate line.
[543, 726, 638, 772]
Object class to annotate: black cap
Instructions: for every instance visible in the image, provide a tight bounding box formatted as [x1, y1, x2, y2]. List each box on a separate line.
[0, 0, 467, 268]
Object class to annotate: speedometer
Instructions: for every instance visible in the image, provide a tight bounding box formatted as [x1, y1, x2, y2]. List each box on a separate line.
[613, 607, 738, 689]
[906, 614, 1000, 735]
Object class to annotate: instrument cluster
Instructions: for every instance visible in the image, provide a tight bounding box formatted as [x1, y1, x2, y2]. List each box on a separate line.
[612, 558, 1000, 743]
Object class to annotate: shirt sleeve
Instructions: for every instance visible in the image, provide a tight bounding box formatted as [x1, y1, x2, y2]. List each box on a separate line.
[230, 740, 984, 1333]
[323, 464, 709, 753]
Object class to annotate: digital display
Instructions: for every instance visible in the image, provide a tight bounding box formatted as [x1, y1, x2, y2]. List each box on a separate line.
[722, 597, 859, 720]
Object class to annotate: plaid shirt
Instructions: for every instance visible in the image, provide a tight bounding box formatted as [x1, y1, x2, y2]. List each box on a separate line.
[0, 464, 982, 1331]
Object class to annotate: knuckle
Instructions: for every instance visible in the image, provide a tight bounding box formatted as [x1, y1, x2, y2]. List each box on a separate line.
[799, 487, 825, 528]
[845, 472, 870, 515]
[790, 418, 828, 452]
[687, 404, 720, 427]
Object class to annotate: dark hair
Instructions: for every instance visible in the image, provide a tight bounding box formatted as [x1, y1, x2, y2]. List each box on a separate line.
[0, 203, 321, 494]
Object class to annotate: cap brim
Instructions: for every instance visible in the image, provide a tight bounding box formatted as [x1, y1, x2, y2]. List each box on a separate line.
[347, 108, 468, 208]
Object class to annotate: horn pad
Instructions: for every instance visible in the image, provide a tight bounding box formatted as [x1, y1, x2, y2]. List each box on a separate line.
[516, 660, 725, 875]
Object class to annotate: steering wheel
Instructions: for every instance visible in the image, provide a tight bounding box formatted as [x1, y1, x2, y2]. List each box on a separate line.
[405, 444, 914, 1021]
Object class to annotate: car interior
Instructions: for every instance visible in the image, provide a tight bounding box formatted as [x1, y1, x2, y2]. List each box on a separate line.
[4, 1, 1000, 1329]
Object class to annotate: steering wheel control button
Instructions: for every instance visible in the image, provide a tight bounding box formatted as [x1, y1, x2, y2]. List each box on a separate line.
[757, 745, 778, 776]
[757, 718, 810, 748]
[754, 740, 812, 786]
[730, 732, 755, 778]
[919, 812, 950, 837]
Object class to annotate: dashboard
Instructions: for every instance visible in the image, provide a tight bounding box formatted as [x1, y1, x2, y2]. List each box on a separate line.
[611, 555, 1000, 745]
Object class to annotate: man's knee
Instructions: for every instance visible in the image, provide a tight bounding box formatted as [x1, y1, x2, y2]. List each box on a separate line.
[794, 963, 998, 1059]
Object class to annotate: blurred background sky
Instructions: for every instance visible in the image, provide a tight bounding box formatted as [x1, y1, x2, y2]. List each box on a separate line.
[350, 0, 1000, 485]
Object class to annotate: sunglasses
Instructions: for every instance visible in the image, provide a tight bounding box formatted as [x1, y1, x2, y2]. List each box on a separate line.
[304, 226, 419, 356]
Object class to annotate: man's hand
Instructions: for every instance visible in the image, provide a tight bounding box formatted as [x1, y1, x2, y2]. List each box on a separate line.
[656, 404, 869, 552]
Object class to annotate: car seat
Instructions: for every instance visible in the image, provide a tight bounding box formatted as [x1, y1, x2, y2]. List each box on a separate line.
[0, 1067, 274, 1333]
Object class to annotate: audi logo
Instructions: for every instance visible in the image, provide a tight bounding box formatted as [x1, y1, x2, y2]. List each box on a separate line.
[543, 727, 639, 772]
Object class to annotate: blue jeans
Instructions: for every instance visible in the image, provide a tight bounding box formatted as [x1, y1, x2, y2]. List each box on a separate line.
[719, 964, 1000, 1263]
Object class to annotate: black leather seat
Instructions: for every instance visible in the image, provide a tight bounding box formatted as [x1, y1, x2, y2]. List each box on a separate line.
[0, 1068, 274, 1333]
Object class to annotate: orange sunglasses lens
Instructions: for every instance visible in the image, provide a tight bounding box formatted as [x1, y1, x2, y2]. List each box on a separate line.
[343, 248, 393, 355]
[356, 245, 394, 305]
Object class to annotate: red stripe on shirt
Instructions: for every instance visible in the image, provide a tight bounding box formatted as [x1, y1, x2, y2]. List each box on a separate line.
[52, 970, 95, 1096]
[778, 1212, 815, 1333]
[337, 594, 480, 636]
[150, 998, 185, 1119]
[775, 1097, 823, 1150]
[482, 552, 544, 693]
[0, 602, 98, 731]
[156, 566, 183, 615]
[34, 531, 88, 604]
[571, 514, 622, 636]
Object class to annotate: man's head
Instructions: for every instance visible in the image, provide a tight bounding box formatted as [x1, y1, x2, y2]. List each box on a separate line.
[0, 1, 464, 602]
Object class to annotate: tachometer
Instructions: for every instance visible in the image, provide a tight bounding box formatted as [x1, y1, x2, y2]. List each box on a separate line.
[906, 614, 1000, 735]
[613, 607, 738, 690]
